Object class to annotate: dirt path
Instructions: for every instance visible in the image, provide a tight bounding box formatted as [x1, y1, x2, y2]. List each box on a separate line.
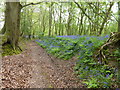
[2, 41, 84, 88]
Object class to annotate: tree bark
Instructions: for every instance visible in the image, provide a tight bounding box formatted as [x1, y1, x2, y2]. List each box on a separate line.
[48, 2, 53, 36]
[59, 3, 62, 36]
[67, 2, 72, 35]
[118, 2, 120, 32]
[99, 2, 114, 35]
[2, 1, 43, 50]
[4, 2, 22, 49]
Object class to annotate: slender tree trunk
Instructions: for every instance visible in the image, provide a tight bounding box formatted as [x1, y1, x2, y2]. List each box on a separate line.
[48, 2, 53, 36]
[99, 2, 114, 35]
[54, 16, 57, 36]
[42, 15, 46, 35]
[59, 3, 62, 36]
[67, 2, 72, 35]
[118, 2, 120, 32]
[117, 2, 120, 88]
[79, 13, 84, 35]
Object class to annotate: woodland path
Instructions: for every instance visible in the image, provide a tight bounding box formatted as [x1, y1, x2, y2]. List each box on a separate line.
[2, 41, 84, 88]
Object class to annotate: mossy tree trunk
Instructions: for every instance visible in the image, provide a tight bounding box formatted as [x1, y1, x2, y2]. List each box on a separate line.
[2, 1, 42, 50]
[4, 1, 22, 50]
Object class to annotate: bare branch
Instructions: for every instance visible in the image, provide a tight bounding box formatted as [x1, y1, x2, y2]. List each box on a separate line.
[74, 1, 92, 21]
[22, 2, 43, 8]
[111, 14, 118, 22]
[99, 2, 114, 35]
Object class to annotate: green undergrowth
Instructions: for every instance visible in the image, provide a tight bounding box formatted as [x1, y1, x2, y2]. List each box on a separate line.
[1, 35, 21, 56]
[36, 36, 81, 60]
[36, 35, 119, 88]
[2, 37, 29, 57]
[2, 44, 22, 56]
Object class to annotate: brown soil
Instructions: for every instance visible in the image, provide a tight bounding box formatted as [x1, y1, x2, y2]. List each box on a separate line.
[1, 41, 84, 88]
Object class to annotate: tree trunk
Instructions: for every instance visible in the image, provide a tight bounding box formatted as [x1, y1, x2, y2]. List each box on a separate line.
[67, 2, 72, 35]
[48, 2, 53, 36]
[59, 3, 62, 36]
[4, 2, 21, 49]
[99, 2, 114, 35]
[118, 2, 120, 32]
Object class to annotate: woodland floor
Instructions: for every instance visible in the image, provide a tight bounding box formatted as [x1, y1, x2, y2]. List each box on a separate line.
[1, 41, 85, 88]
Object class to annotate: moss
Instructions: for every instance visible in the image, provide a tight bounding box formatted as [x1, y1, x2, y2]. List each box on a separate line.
[2, 44, 22, 57]
[1, 35, 7, 45]
[1, 36, 31, 57]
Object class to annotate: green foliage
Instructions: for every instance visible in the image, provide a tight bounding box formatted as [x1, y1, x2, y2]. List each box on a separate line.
[36, 36, 79, 60]
[1, 35, 7, 45]
[74, 37, 118, 88]
[36, 35, 118, 88]
[2, 44, 22, 56]
[20, 2, 116, 37]
[113, 49, 120, 57]
[75, 61, 115, 88]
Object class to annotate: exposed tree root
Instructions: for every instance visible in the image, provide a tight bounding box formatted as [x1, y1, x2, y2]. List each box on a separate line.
[95, 32, 120, 64]
[2, 42, 23, 56]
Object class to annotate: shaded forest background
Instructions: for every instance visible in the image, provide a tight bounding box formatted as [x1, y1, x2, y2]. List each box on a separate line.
[0, 1, 119, 39]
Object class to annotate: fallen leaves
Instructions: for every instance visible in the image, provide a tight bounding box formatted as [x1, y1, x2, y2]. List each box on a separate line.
[2, 50, 32, 88]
